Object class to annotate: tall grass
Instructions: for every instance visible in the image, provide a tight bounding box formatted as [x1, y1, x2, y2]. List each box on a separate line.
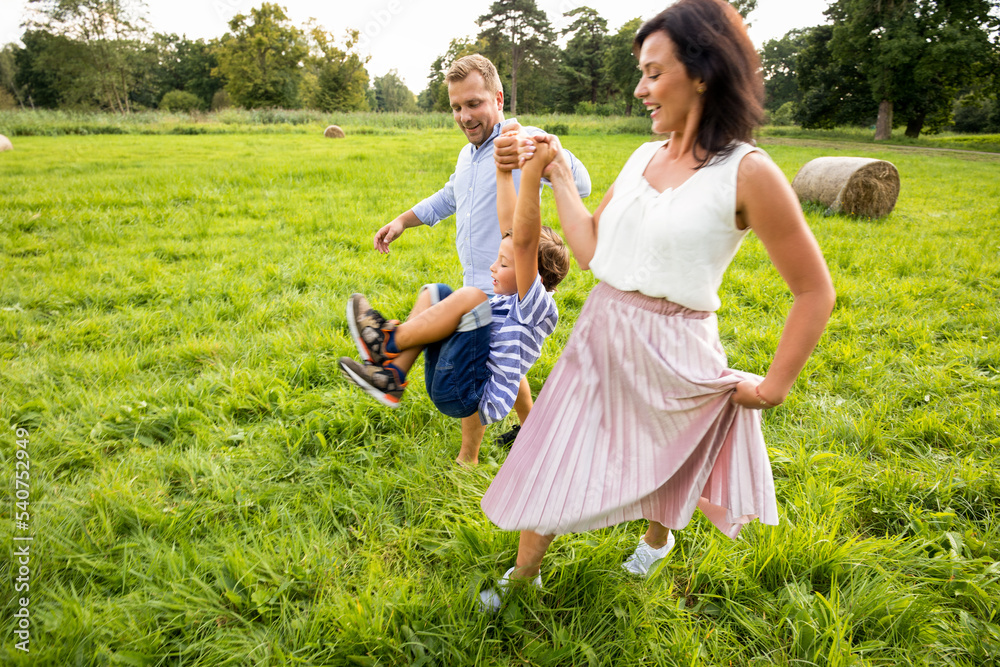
[4, 109, 998, 153]
[1, 131, 999, 665]
[0, 109, 651, 138]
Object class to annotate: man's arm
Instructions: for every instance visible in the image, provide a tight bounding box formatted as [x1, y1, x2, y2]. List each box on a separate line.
[374, 210, 423, 254]
[557, 146, 592, 199]
[374, 171, 457, 254]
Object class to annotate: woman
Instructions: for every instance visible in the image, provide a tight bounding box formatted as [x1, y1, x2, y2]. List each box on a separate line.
[478, 0, 836, 609]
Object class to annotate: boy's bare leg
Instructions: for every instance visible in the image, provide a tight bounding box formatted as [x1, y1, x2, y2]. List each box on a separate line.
[513, 530, 555, 578]
[458, 415, 485, 466]
[391, 286, 488, 375]
[395, 286, 487, 348]
[388, 289, 433, 374]
[643, 521, 672, 549]
[514, 376, 533, 423]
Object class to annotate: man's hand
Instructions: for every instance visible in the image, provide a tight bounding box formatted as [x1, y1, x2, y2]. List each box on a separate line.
[374, 219, 405, 254]
[494, 122, 524, 172]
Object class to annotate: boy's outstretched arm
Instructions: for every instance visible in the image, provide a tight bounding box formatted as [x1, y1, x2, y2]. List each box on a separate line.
[512, 137, 553, 300]
[496, 167, 516, 236]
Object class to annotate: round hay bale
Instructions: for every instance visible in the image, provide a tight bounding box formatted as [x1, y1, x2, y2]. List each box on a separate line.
[324, 125, 345, 139]
[0, 134, 12, 152]
[791, 156, 900, 218]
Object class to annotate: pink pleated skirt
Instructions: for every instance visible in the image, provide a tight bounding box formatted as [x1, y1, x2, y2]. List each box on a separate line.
[480, 282, 779, 539]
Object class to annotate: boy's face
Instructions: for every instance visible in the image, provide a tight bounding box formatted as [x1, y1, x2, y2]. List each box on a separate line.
[490, 237, 517, 296]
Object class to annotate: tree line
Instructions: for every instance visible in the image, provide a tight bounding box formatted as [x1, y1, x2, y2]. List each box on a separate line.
[0, 0, 678, 117]
[3, 0, 998, 139]
[762, 0, 1000, 138]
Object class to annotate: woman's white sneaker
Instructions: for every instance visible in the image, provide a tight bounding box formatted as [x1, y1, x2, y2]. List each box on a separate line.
[477, 566, 542, 612]
[622, 532, 675, 577]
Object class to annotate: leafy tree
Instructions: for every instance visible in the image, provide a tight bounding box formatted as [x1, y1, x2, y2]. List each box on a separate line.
[759, 28, 808, 112]
[602, 17, 642, 116]
[771, 100, 797, 125]
[953, 94, 1000, 132]
[0, 44, 26, 108]
[130, 33, 221, 110]
[556, 6, 607, 112]
[477, 0, 556, 115]
[133, 33, 183, 108]
[171, 37, 223, 109]
[730, 0, 758, 19]
[304, 25, 369, 112]
[372, 70, 417, 112]
[12, 31, 58, 108]
[421, 37, 485, 112]
[795, 24, 877, 129]
[214, 3, 307, 109]
[14, 28, 92, 108]
[416, 88, 435, 112]
[827, 0, 999, 139]
[160, 89, 200, 112]
[211, 89, 232, 110]
[506, 52, 559, 112]
[26, 0, 148, 112]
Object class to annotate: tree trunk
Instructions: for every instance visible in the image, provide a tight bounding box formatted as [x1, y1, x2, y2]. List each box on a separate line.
[624, 97, 632, 116]
[874, 99, 893, 140]
[510, 43, 521, 116]
[904, 113, 925, 138]
[510, 67, 517, 116]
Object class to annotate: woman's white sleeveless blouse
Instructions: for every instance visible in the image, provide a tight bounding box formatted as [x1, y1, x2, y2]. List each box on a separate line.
[589, 140, 763, 312]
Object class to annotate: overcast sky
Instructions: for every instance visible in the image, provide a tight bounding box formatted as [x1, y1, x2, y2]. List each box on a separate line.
[1, 0, 832, 92]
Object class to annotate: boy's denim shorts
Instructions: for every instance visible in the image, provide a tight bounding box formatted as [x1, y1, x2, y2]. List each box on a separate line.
[422, 283, 492, 419]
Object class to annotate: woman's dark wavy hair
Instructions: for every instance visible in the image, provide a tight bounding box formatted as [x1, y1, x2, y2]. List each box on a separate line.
[633, 0, 764, 167]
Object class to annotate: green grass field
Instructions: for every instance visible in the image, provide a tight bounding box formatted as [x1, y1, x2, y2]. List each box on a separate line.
[2, 127, 999, 666]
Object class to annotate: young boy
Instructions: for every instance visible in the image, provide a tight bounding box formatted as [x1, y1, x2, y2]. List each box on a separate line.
[339, 135, 568, 464]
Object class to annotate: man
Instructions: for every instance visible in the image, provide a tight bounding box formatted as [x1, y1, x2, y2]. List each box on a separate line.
[372, 54, 591, 464]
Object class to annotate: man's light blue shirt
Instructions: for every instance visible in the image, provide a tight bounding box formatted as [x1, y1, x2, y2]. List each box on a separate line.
[411, 118, 592, 294]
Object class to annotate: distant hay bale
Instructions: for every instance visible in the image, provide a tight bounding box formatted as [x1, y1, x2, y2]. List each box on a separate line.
[792, 157, 900, 219]
[0, 134, 12, 152]
[324, 125, 345, 139]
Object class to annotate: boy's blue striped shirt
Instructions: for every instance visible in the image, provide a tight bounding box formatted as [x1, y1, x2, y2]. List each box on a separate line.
[479, 275, 558, 424]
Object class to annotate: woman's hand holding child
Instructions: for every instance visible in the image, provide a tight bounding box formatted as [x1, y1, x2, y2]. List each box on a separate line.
[519, 134, 567, 180]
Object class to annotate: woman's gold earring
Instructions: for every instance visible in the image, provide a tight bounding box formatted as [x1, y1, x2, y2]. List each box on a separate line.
[697, 85, 706, 95]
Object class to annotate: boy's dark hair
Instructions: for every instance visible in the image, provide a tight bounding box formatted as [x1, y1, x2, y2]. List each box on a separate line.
[633, 0, 764, 168]
[505, 227, 570, 292]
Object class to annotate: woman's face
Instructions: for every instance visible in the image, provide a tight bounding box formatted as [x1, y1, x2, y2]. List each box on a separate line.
[634, 31, 703, 136]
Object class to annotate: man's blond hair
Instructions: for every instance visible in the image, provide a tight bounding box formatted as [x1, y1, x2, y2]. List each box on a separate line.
[445, 54, 502, 96]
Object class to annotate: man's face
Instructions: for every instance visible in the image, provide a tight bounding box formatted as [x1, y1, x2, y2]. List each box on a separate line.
[448, 72, 503, 147]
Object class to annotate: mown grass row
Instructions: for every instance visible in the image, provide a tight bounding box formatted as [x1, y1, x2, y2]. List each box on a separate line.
[1, 132, 999, 665]
[760, 125, 1000, 153]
